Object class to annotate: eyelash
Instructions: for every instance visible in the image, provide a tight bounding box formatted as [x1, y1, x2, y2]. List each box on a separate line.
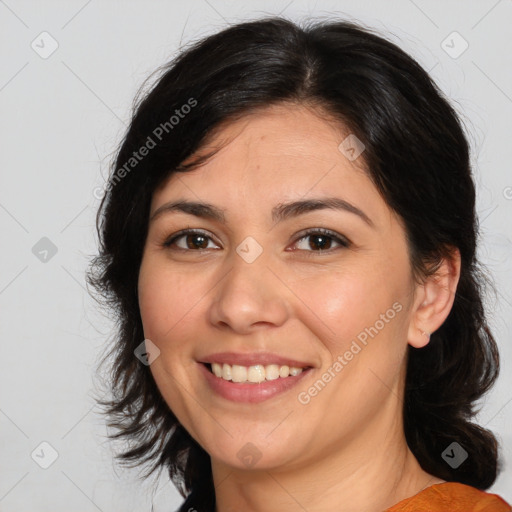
[162, 228, 351, 255]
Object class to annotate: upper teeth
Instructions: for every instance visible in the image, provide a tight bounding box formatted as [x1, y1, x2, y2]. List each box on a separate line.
[211, 363, 305, 383]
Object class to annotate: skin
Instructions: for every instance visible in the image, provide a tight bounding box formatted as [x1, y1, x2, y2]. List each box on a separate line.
[138, 103, 461, 512]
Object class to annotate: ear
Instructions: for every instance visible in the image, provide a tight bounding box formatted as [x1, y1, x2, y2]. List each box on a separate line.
[408, 247, 461, 348]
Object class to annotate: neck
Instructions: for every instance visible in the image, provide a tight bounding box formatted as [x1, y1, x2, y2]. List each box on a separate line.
[211, 398, 442, 512]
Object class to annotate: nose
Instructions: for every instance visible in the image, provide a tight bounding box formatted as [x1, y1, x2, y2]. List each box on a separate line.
[207, 250, 290, 334]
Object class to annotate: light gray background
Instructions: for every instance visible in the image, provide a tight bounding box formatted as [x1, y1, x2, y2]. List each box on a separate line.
[1, 1, 511, 510]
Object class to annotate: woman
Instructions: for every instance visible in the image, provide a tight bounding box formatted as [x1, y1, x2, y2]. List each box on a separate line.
[89, 16, 511, 512]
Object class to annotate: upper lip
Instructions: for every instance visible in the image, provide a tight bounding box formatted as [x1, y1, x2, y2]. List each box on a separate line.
[199, 352, 313, 368]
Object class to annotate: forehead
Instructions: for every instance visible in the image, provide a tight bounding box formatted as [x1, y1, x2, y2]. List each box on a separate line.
[176, 103, 357, 176]
[152, 104, 389, 225]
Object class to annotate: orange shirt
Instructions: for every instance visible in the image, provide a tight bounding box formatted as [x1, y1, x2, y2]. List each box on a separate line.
[385, 482, 511, 511]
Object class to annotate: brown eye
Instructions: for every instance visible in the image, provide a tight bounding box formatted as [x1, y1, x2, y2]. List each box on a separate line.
[305, 234, 333, 251]
[164, 230, 219, 251]
[292, 229, 350, 253]
[183, 233, 209, 249]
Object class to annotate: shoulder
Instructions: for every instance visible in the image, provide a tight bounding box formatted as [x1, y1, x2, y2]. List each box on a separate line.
[386, 482, 511, 512]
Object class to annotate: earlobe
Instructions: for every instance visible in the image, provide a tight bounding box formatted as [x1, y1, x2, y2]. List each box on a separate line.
[408, 324, 432, 349]
[408, 248, 461, 348]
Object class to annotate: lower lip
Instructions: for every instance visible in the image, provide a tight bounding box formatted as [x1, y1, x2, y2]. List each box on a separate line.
[198, 363, 313, 403]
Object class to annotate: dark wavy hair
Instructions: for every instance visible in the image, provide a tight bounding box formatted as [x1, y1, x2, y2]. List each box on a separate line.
[88, 16, 502, 512]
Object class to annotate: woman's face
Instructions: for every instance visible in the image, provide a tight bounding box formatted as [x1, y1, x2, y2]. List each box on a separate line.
[138, 103, 421, 472]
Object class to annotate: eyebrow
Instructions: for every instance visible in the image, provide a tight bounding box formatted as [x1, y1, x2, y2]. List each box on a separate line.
[150, 197, 374, 227]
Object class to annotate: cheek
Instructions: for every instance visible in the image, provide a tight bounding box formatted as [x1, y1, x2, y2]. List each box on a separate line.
[138, 259, 202, 344]
[292, 264, 404, 350]
[293, 268, 410, 408]
[138, 260, 207, 431]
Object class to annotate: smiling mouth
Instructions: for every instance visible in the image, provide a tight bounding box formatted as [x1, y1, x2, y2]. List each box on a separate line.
[204, 362, 311, 384]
